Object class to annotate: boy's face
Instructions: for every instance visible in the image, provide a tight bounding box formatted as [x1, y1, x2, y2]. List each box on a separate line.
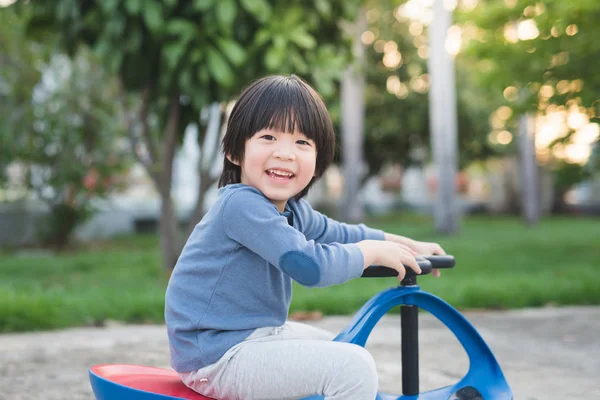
[230, 128, 317, 212]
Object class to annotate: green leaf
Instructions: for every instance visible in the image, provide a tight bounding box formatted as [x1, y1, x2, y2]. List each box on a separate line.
[165, 19, 197, 39]
[216, 38, 246, 66]
[289, 49, 308, 73]
[192, 0, 215, 11]
[56, 0, 72, 21]
[163, 0, 178, 8]
[163, 41, 188, 69]
[318, 78, 335, 98]
[142, 0, 163, 33]
[216, 0, 237, 30]
[105, 16, 125, 37]
[282, 6, 304, 27]
[99, 0, 120, 13]
[125, 0, 142, 15]
[254, 29, 271, 46]
[273, 35, 286, 50]
[197, 66, 210, 85]
[290, 29, 316, 50]
[190, 49, 203, 64]
[193, 86, 209, 108]
[265, 47, 284, 70]
[107, 51, 123, 74]
[340, 1, 360, 20]
[178, 68, 193, 90]
[207, 47, 233, 86]
[314, 0, 332, 18]
[240, 0, 271, 22]
[93, 37, 112, 58]
[125, 27, 142, 51]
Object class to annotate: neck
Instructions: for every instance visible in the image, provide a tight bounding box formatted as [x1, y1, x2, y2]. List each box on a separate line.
[272, 200, 287, 213]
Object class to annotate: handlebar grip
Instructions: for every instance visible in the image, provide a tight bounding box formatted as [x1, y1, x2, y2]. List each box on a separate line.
[421, 255, 455, 269]
[361, 258, 432, 278]
[360, 255, 455, 278]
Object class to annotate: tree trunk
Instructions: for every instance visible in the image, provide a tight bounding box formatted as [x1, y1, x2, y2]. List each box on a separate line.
[44, 203, 85, 250]
[122, 86, 184, 270]
[159, 194, 183, 270]
[156, 96, 183, 270]
[427, 0, 460, 234]
[518, 114, 540, 226]
[340, 10, 367, 222]
[185, 102, 223, 236]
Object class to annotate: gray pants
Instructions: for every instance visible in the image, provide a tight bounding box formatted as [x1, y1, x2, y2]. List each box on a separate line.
[179, 321, 378, 400]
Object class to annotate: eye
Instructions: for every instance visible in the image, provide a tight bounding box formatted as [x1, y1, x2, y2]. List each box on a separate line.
[296, 140, 312, 146]
[260, 135, 276, 141]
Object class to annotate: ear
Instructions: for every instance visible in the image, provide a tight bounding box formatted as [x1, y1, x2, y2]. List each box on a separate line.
[226, 154, 240, 166]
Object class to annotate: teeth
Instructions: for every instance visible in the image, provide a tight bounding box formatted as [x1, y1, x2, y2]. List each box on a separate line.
[268, 169, 294, 177]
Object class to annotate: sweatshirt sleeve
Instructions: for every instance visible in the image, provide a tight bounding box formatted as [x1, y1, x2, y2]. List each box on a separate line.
[221, 187, 365, 288]
[292, 199, 385, 244]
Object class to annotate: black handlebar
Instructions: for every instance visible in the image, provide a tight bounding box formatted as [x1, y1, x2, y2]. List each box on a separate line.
[361, 255, 455, 278]
[423, 255, 455, 269]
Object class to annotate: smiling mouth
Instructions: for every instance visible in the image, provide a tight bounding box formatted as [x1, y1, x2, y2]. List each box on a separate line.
[266, 169, 295, 180]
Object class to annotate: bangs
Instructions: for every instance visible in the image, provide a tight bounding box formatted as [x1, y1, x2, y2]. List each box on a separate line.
[232, 76, 331, 146]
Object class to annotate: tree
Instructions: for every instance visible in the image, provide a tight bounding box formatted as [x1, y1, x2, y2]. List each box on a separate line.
[462, 0, 600, 114]
[0, 7, 42, 192]
[460, 0, 600, 210]
[24, 50, 131, 247]
[1, 8, 129, 247]
[359, 0, 497, 179]
[18, 0, 361, 269]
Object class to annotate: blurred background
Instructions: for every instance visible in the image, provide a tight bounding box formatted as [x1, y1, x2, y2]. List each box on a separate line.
[0, 0, 598, 333]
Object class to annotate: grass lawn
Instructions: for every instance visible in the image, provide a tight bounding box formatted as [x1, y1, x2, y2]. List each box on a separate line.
[1, 214, 598, 332]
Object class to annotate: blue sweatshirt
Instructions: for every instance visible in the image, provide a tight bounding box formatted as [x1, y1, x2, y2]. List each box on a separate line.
[165, 184, 385, 372]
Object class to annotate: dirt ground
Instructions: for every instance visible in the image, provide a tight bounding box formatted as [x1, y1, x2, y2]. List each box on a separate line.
[1, 307, 599, 400]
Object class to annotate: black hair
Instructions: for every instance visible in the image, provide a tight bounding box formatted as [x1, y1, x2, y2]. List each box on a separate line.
[219, 74, 336, 200]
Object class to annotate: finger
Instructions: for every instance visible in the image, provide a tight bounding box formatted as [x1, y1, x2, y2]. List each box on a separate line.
[396, 242, 416, 254]
[434, 244, 446, 255]
[432, 268, 441, 278]
[403, 256, 421, 274]
[398, 250, 420, 272]
[399, 247, 414, 258]
[396, 265, 406, 281]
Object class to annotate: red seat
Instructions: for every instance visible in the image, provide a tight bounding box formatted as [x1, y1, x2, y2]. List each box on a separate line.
[89, 364, 213, 400]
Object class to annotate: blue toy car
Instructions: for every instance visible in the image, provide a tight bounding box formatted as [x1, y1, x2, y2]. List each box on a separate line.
[89, 255, 512, 399]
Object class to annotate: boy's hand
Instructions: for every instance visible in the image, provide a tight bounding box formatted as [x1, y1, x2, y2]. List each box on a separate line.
[356, 240, 422, 281]
[408, 240, 446, 256]
[406, 240, 446, 277]
[383, 233, 446, 278]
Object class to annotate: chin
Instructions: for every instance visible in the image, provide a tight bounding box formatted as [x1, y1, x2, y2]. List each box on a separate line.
[265, 192, 294, 203]
[261, 188, 297, 203]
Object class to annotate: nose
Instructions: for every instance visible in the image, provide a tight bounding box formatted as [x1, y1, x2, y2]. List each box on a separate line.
[272, 141, 296, 161]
